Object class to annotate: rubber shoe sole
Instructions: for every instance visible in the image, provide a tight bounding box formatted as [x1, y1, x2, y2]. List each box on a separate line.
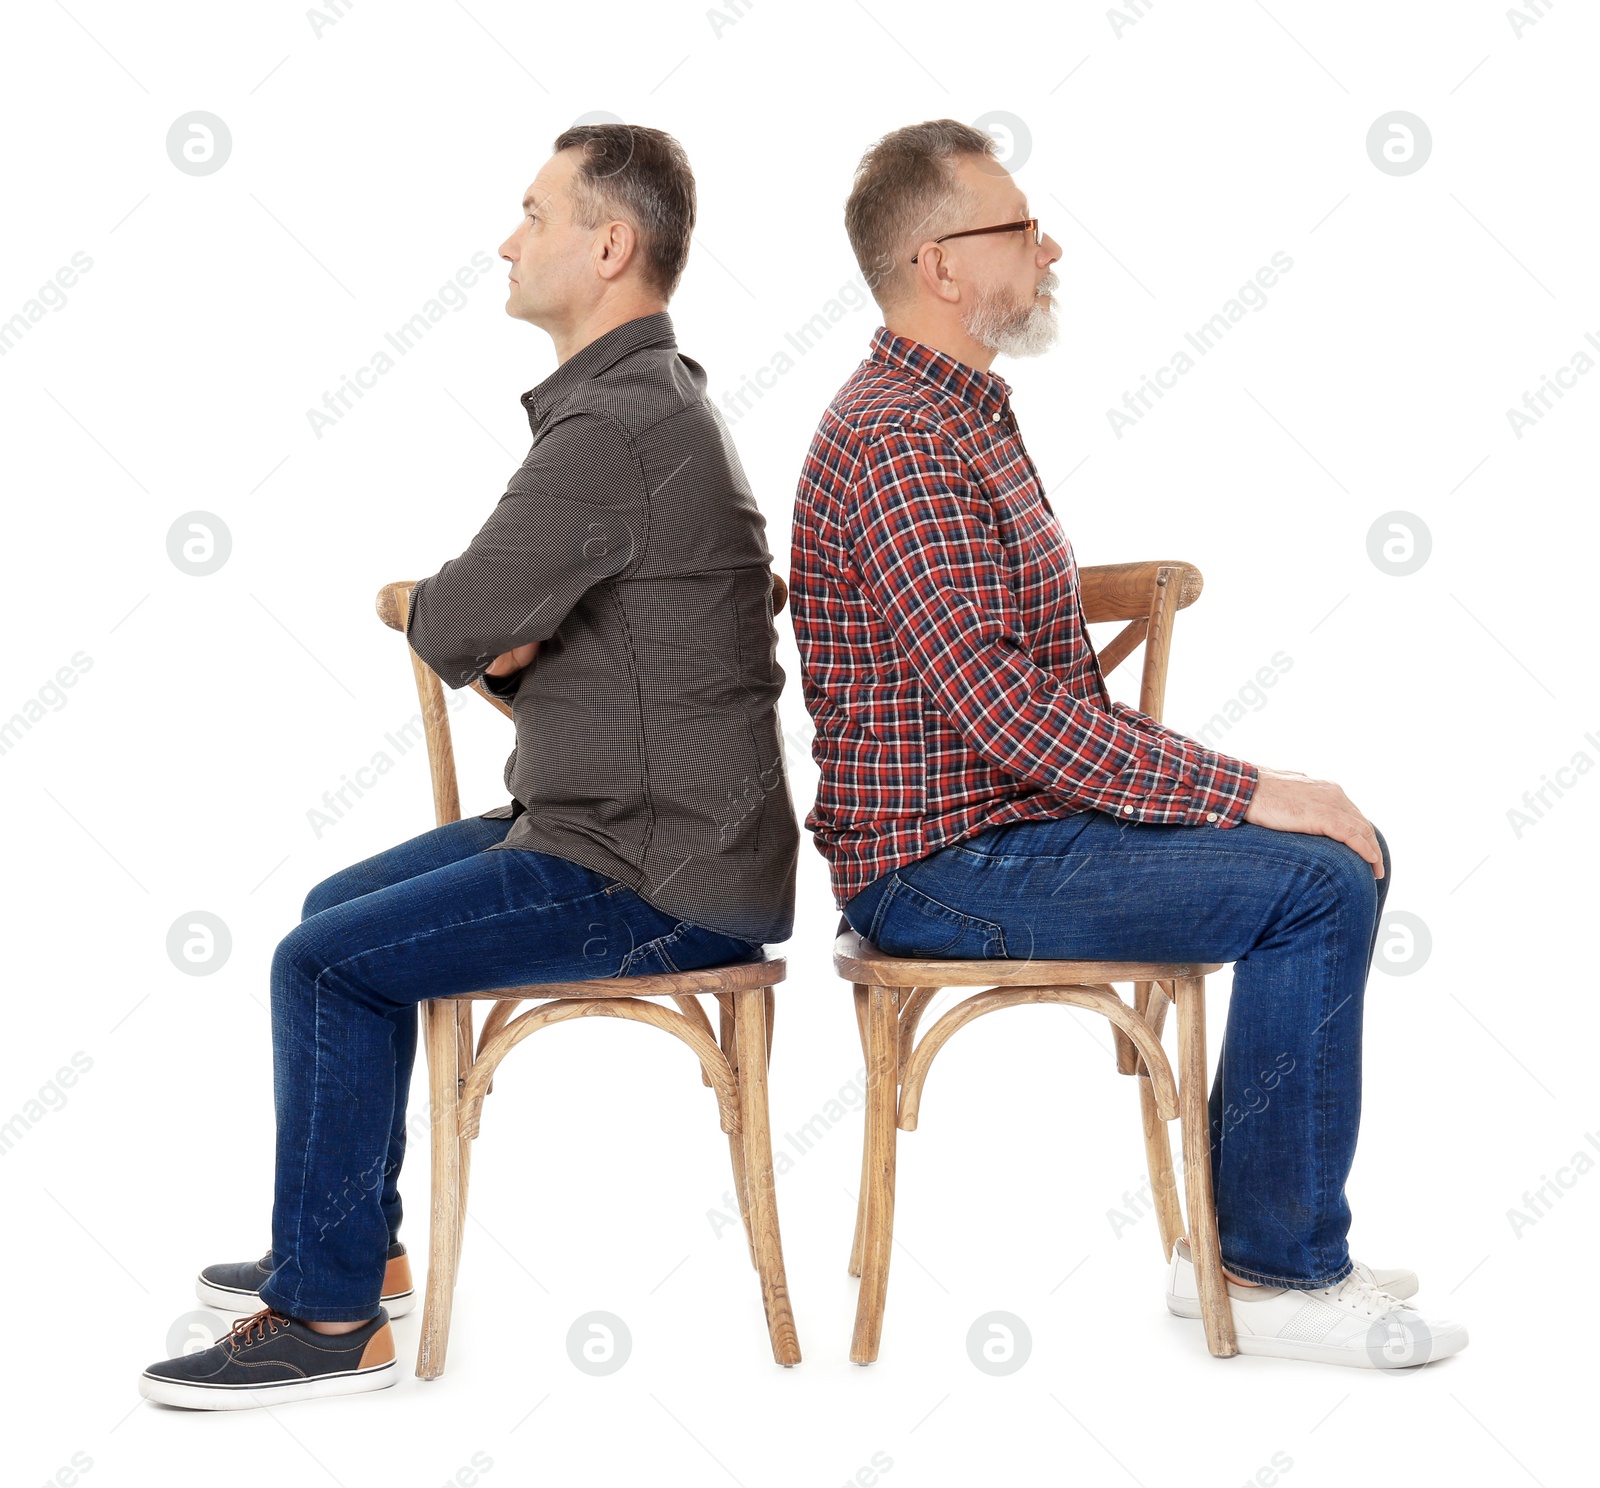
[1232, 1317, 1469, 1369]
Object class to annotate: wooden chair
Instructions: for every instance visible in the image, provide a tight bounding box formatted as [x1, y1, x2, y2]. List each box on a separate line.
[838, 560, 1238, 1363]
[376, 575, 800, 1376]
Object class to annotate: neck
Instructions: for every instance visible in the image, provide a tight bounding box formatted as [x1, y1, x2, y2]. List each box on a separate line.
[882, 306, 995, 373]
[548, 293, 668, 364]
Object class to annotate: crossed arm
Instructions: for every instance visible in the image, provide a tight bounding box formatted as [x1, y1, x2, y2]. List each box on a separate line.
[407, 412, 642, 693]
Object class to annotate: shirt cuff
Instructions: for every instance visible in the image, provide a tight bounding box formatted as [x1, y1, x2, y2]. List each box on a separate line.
[1184, 748, 1258, 827]
[1100, 704, 1258, 827]
[480, 667, 523, 698]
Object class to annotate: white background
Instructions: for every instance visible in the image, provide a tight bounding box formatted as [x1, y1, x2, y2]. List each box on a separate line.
[2, 2, 1595, 1484]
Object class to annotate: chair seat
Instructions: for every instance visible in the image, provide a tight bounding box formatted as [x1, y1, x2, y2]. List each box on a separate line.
[443, 954, 785, 1001]
[834, 929, 1220, 988]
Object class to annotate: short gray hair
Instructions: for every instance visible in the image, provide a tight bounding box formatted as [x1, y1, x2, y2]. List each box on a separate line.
[551, 123, 697, 300]
[844, 119, 999, 310]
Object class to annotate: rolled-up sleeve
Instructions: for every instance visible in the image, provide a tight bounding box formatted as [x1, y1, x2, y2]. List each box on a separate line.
[851, 425, 1257, 826]
[407, 412, 645, 689]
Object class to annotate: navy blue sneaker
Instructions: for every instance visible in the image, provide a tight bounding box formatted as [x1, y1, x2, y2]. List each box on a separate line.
[139, 1306, 397, 1409]
[196, 1241, 415, 1318]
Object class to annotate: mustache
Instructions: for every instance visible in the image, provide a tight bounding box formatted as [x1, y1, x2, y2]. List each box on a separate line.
[1034, 271, 1059, 297]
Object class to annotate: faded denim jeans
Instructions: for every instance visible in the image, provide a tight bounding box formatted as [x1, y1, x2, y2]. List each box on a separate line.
[259, 814, 764, 1322]
[842, 810, 1391, 1289]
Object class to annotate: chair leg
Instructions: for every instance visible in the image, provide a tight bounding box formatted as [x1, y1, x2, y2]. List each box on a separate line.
[1173, 975, 1237, 1358]
[851, 983, 899, 1365]
[1112, 982, 1144, 1075]
[416, 998, 462, 1379]
[1138, 1074, 1184, 1262]
[454, 1140, 474, 1291]
[848, 985, 870, 1277]
[1134, 982, 1183, 1260]
[452, 1001, 473, 1290]
[718, 995, 758, 1270]
[732, 986, 801, 1365]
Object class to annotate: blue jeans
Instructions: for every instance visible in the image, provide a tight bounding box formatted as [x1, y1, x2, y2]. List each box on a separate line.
[843, 811, 1391, 1289]
[258, 814, 764, 1322]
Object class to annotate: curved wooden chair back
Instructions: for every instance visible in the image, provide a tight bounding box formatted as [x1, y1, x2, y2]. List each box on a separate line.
[1078, 559, 1202, 723]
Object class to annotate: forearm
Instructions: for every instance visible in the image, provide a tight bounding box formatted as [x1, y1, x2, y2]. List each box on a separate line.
[406, 575, 510, 688]
[406, 412, 644, 689]
[918, 626, 1257, 824]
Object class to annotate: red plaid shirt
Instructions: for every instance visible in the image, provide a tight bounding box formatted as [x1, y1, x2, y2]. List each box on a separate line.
[789, 326, 1259, 909]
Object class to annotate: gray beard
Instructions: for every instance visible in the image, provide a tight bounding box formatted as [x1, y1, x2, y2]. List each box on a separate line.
[964, 283, 1059, 358]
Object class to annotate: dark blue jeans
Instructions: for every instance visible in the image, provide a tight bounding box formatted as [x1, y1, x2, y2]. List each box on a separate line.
[843, 811, 1391, 1289]
[258, 814, 764, 1322]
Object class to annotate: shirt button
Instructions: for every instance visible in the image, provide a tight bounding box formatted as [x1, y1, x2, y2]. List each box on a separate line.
[1206, 811, 1219, 822]
[1122, 805, 1134, 815]
[992, 412, 1002, 422]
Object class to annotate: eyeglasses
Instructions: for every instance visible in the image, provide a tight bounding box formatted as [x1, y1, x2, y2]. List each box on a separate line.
[911, 218, 1041, 264]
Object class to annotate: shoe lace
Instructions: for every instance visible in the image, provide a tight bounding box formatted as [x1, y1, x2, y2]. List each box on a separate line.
[225, 1306, 295, 1350]
[1329, 1270, 1408, 1319]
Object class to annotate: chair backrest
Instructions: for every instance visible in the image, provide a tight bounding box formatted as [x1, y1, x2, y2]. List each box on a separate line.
[376, 581, 473, 829]
[376, 574, 793, 830]
[1076, 560, 1202, 725]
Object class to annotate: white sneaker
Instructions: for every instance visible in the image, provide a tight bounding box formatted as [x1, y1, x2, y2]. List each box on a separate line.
[1166, 1241, 1466, 1368]
[1166, 1236, 1417, 1318]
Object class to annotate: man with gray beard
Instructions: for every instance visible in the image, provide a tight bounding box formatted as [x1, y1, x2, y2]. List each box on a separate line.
[788, 118, 1464, 1370]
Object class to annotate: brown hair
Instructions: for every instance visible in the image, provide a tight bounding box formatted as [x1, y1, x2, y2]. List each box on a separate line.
[844, 119, 999, 310]
[550, 123, 697, 300]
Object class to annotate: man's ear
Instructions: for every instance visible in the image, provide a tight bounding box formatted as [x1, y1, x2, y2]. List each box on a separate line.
[915, 243, 962, 304]
[595, 220, 637, 283]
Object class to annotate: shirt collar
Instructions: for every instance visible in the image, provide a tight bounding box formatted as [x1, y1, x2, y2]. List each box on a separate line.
[521, 310, 677, 428]
[866, 324, 1013, 419]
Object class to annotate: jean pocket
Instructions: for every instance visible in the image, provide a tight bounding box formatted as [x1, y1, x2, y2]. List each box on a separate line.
[616, 931, 676, 978]
[871, 874, 1007, 959]
[952, 821, 1016, 859]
